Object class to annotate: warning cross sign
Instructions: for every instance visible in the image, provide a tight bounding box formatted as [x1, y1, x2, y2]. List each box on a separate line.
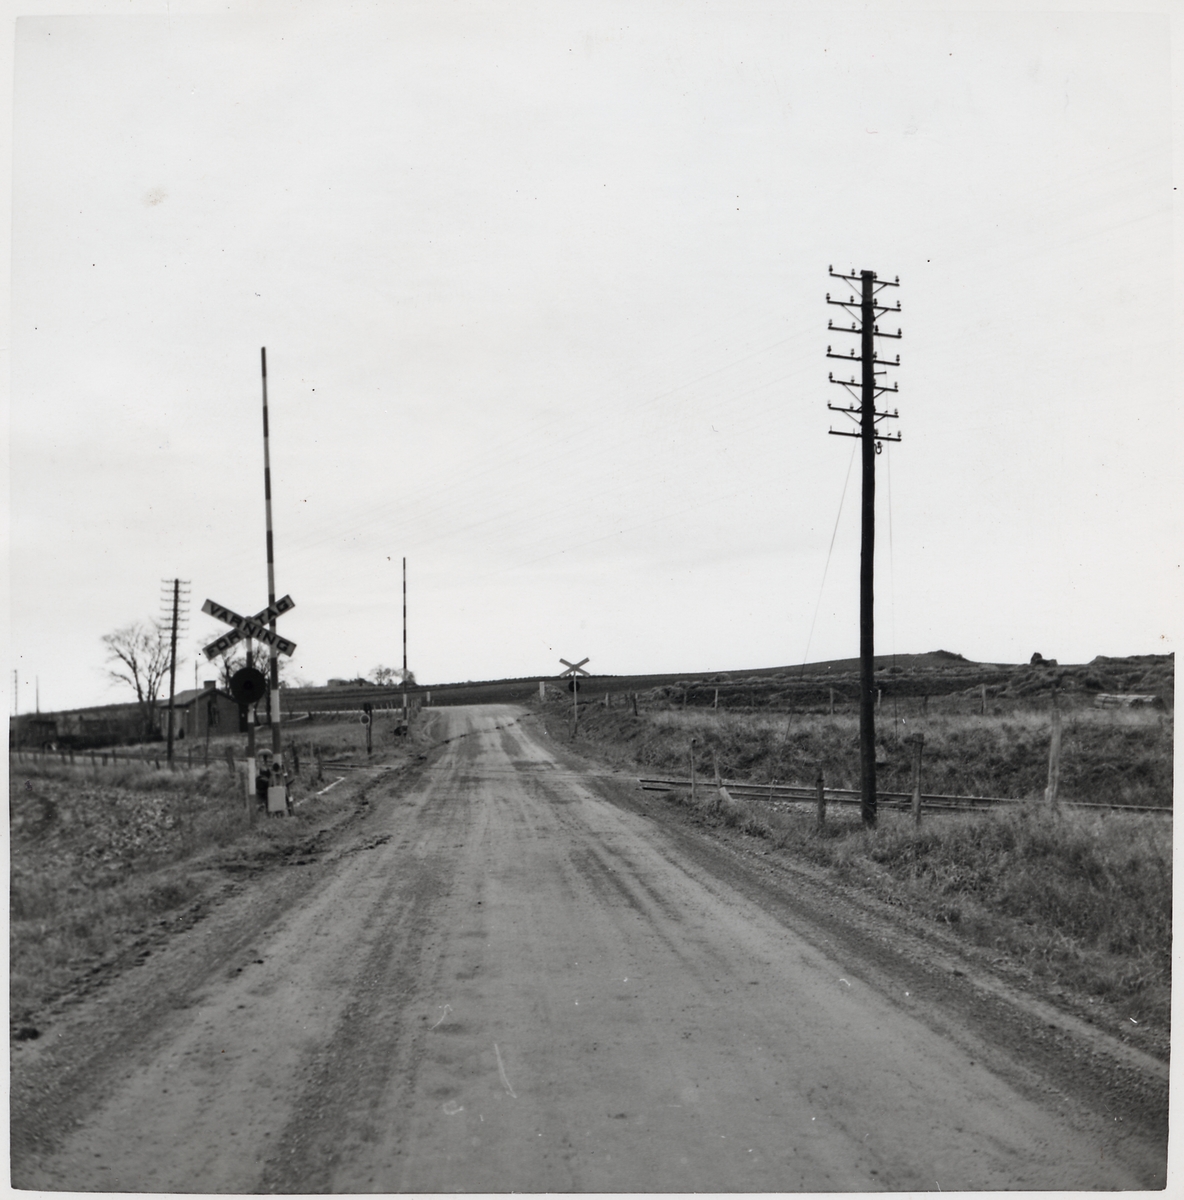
[202, 595, 296, 660]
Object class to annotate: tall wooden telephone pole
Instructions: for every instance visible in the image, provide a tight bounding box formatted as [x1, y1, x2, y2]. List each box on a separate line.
[826, 266, 902, 827]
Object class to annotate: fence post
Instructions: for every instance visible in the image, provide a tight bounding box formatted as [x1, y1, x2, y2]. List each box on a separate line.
[631, 692, 638, 716]
[815, 763, 826, 830]
[981, 684, 987, 715]
[1045, 688, 1062, 807]
[906, 734, 925, 827]
[689, 738, 697, 805]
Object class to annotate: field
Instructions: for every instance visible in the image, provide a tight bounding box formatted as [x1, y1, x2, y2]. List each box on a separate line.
[8, 709, 424, 1035]
[546, 688, 1173, 1040]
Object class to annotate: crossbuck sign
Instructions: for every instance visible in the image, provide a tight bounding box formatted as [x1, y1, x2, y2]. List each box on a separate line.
[202, 595, 296, 660]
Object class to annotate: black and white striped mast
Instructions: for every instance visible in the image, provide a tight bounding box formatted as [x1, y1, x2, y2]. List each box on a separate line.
[402, 556, 408, 730]
[260, 348, 283, 765]
[826, 267, 902, 828]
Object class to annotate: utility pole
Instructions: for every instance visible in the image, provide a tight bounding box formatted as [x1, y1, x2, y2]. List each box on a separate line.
[826, 265, 902, 827]
[160, 577, 191, 767]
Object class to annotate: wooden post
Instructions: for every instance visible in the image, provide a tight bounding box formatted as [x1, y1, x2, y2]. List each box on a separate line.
[815, 763, 825, 830]
[714, 688, 719, 710]
[906, 734, 925, 827]
[1045, 688, 1062, 806]
[631, 692, 638, 716]
[689, 738, 697, 805]
[981, 684, 987, 715]
[539, 680, 545, 702]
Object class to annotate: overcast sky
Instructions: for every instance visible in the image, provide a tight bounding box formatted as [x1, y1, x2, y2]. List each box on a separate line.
[6, 0, 1181, 714]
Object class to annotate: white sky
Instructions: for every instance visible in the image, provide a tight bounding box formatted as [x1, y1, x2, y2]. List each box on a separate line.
[6, 0, 1182, 713]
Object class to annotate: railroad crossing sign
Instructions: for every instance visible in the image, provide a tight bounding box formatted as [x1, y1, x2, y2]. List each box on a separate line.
[201, 594, 297, 660]
[558, 657, 590, 679]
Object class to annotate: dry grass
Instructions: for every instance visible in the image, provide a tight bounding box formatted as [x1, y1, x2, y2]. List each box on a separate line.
[619, 704, 1172, 807]
[553, 696, 1173, 1029]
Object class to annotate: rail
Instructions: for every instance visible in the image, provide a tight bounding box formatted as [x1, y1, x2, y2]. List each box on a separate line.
[638, 777, 1171, 816]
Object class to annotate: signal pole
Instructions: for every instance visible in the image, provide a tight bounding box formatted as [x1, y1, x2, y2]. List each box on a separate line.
[260, 348, 283, 768]
[826, 266, 902, 827]
[402, 556, 408, 731]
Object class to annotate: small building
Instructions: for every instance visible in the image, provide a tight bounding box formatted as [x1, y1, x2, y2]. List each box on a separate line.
[157, 682, 242, 740]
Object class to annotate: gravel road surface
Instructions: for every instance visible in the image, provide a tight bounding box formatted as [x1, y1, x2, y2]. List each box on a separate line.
[11, 704, 1167, 1191]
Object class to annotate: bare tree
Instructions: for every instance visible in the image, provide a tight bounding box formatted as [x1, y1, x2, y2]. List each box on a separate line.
[371, 665, 415, 687]
[102, 620, 172, 739]
[214, 648, 247, 694]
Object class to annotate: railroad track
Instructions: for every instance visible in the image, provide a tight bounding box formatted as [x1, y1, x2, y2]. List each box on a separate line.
[638, 777, 1171, 815]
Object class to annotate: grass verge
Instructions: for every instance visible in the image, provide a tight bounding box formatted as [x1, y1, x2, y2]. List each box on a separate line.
[9, 750, 353, 1029]
[552, 698, 1172, 1036]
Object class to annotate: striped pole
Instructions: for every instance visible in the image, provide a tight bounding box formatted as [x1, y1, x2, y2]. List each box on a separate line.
[261, 348, 282, 763]
[402, 556, 408, 729]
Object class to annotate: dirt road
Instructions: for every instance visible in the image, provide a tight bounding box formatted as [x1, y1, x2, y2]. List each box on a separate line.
[12, 705, 1167, 1191]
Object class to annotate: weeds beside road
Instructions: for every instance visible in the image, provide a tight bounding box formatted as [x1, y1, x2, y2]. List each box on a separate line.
[9, 714, 427, 1038]
[547, 697, 1173, 1051]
